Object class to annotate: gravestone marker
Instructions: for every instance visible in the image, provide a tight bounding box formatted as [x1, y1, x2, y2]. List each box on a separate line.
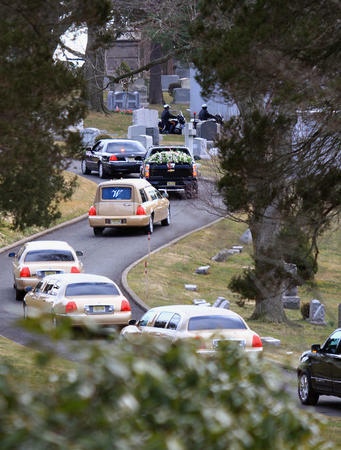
[196, 120, 219, 141]
[173, 88, 190, 104]
[309, 299, 326, 325]
[161, 74, 179, 91]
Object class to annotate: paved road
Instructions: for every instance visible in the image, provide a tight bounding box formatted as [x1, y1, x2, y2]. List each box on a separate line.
[0, 162, 218, 345]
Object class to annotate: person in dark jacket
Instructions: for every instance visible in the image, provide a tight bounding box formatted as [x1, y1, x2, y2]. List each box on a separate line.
[161, 104, 177, 133]
[198, 104, 215, 121]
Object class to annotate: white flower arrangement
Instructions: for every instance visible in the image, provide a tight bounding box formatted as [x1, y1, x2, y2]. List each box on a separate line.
[147, 151, 192, 164]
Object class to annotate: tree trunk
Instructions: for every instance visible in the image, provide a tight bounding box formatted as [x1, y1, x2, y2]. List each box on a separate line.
[149, 42, 163, 104]
[83, 24, 106, 112]
[249, 204, 288, 323]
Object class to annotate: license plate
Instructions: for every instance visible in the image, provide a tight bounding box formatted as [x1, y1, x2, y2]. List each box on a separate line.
[110, 219, 121, 224]
[44, 271, 56, 276]
[167, 181, 176, 186]
[93, 306, 106, 313]
[128, 157, 136, 162]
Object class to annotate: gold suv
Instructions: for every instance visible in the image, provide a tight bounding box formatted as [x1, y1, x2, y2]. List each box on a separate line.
[88, 178, 170, 236]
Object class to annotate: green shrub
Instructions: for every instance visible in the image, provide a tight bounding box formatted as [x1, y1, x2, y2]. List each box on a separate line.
[168, 81, 181, 97]
[95, 133, 112, 142]
[301, 301, 310, 319]
[0, 322, 326, 449]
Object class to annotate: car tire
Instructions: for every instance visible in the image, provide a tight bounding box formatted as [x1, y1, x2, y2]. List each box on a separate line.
[81, 159, 91, 175]
[93, 227, 104, 236]
[15, 287, 24, 301]
[23, 301, 27, 319]
[98, 162, 107, 179]
[161, 208, 171, 226]
[145, 215, 154, 234]
[185, 184, 198, 199]
[298, 372, 319, 405]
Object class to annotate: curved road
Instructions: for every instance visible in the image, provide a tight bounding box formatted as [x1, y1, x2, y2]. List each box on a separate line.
[0, 163, 218, 345]
[1, 163, 340, 418]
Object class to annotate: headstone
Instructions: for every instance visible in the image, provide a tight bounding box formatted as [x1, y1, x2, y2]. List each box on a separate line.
[193, 138, 210, 160]
[185, 284, 197, 291]
[228, 249, 240, 255]
[196, 120, 219, 141]
[195, 265, 210, 275]
[232, 246, 243, 253]
[213, 297, 230, 309]
[146, 127, 160, 145]
[180, 78, 190, 89]
[240, 229, 252, 245]
[161, 74, 179, 91]
[133, 134, 153, 149]
[127, 125, 147, 139]
[108, 91, 140, 111]
[211, 249, 230, 262]
[193, 299, 210, 306]
[282, 296, 300, 310]
[173, 88, 190, 104]
[309, 299, 326, 325]
[133, 108, 159, 127]
[261, 337, 281, 346]
[338, 304, 341, 328]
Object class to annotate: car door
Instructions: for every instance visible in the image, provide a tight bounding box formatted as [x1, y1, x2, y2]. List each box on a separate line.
[155, 189, 168, 221]
[310, 332, 341, 394]
[329, 331, 341, 395]
[88, 141, 103, 170]
[25, 280, 44, 316]
[143, 311, 175, 340]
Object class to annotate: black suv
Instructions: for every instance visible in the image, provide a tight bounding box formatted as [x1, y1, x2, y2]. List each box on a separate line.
[297, 328, 341, 405]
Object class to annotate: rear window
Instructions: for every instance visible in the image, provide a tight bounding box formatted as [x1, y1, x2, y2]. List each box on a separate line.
[106, 142, 143, 154]
[65, 282, 120, 296]
[188, 315, 247, 331]
[24, 250, 74, 262]
[102, 187, 132, 200]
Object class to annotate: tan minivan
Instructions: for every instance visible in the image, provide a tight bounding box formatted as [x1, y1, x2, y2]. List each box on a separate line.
[88, 178, 170, 236]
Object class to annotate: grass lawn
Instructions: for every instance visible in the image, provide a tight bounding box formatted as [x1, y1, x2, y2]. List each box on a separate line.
[0, 171, 97, 248]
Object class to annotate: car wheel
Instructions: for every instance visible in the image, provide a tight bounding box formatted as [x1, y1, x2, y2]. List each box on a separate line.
[23, 301, 27, 319]
[98, 162, 107, 179]
[93, 227, 104, 236]
[161, 207, 171, 226]
[145, 215, 154, 234]
[81, 159, 91, 175]
[15, 287, 24, 301]
[298, 372, 319, 405]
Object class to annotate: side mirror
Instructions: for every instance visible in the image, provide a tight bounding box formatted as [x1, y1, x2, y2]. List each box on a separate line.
[311, 344, 321, 353]
[194, 155, 201, 161]
[161, 191, 169, 199]
[128, 319, 137, 326]
[76, 251, 83, 257]
[25, 286, 33, 293]
[8, 252, 16, 257]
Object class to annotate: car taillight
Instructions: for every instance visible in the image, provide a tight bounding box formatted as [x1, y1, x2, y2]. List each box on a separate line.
[121, 299, 131, 312]
[252, 334, 263, 348]
[89, 206, 96, 216]
[65, 301, 77, 313]
[70, 266, 80, 273]
[192, 163, 197, 177]
[136, 205, 146, 215]
[145, 163, 150, 178]
[110, 155, 118, 161]
[20, 267, 30, 277]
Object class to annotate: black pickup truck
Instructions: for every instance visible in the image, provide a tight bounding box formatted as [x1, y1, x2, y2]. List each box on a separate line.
[140, 146, 198, 198]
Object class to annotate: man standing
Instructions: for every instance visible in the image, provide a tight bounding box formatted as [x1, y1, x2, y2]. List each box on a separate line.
[161, 104, 177, 133]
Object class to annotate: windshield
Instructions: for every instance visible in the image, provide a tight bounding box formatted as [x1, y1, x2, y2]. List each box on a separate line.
[65, 282, 120, 296]
[24, 250, 74, 262]
[188, 315, 247, 331]
[106, 142, 144, 154]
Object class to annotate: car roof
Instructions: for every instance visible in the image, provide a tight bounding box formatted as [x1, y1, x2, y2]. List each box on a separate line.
[24, 240, 75, 251]
[147, 304, 246, 320]
[97, 178, 152, 189]
[149, 145, 190, 150]
[99, 139, 144, 146]
[41, 273, 116, 285]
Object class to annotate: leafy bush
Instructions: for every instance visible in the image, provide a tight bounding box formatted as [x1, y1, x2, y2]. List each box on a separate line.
[168, 81, 181, 97]
[0, 323, 326, 449]
[301, 301, 310, 320]
[95, 133, 113, 142]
